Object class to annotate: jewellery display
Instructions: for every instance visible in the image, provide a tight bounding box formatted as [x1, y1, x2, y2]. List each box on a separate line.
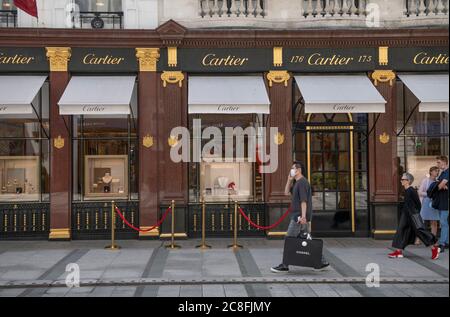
[0, 156, 40, 202]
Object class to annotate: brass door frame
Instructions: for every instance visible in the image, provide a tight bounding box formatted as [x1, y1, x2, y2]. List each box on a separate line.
[306, 114, 356, 233]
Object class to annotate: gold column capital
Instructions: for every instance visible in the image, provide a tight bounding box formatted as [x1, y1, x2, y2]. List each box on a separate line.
[46, 47, 71, 72]
[161, 71, 184, 88]
[267, 70, 290, 87]
[371, 70, 396, 86]
[136, 48, 160, 72]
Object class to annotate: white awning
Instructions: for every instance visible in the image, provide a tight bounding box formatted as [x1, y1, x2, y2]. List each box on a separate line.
[0, 76, 47, 116]
[399, 74, 449, 112]
[188, 76, 270, 114]
[294, 75, 386, 114]
[58, 76, 136, 115]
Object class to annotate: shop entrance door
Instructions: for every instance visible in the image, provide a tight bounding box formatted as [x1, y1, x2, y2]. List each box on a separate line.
[307, 126, 356, 234]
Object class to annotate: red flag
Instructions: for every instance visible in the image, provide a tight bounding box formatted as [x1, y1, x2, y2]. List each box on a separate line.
[14, 0, 38, 18]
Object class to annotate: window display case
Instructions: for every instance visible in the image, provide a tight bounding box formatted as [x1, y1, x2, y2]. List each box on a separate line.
[200, 160, 253, 202]
[84, 155, 128, 199]
[0, 156, 40, 201]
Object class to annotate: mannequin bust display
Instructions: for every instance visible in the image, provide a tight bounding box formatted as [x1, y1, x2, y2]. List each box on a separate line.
[102, 173, 113, 184]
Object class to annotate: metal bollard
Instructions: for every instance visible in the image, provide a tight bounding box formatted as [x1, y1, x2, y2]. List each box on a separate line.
[227, 201, 243, 250]
[165, 200, 181, 249]
[105, 201, 120, 250]
[196, 197, 211, 250]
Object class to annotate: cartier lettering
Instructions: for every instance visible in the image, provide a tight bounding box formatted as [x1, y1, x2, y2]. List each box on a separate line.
[308, 53, 355, 66]
[0, 106, 8, 112]
[217, 105, 240, 112]
[82, 106, 106, 112]
[202, 54, 249, 67]
[413, 52, 449, 65]
[334, 104, 355, 111]
[82, 53, 125, 65]
[0, 53, 35, 65]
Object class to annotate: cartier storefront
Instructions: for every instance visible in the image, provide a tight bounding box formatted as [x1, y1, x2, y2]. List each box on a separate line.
[0, 22, 448, 240]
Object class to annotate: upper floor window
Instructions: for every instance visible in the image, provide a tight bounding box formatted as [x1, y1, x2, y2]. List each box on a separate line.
[0, 0, 17, 28]
[75, 0, 122, 12]
[74, 0, 123, 29]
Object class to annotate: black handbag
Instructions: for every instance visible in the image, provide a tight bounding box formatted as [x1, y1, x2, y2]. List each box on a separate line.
[410, 212, 425, 231]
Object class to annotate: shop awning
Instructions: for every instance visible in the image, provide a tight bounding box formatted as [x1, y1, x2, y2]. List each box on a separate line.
[398, 74, 449, 112]
[188, 76, 270, 114]
[294, 75, 386, 114]
[58, 76, 136, 115]
[0, 76, 47, 115]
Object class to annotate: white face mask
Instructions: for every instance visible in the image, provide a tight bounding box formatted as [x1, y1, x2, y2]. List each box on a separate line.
[290, 168, 297, 177]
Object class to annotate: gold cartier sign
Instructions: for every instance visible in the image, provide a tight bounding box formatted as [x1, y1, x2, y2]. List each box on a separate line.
[0, 53, 35, 65]
[413, 52, 449, 65]
[82, 53, 125, 65]
[202, 54, 249, 67]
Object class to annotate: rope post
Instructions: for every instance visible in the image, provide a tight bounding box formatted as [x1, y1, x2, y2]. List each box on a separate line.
[165, 200, 181, 249]
[228, 200, 243, 250]
[105, 201, 120, 250]
[196, 196, 211, 250]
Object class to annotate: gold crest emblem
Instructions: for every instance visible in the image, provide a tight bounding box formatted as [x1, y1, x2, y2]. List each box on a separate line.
[274, 132, 285, 145]
[168, 135, 179, 147]
[379, 132, 390, 144]
[54, 135, 65, 149]
[143, 135, 154, 148]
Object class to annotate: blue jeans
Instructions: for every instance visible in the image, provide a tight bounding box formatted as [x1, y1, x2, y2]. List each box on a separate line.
[439, 210, 449, 245]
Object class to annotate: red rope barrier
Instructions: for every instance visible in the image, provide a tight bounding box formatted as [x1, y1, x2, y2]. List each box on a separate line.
[115, 206, 172, 233]
[239, 206, 292, 231]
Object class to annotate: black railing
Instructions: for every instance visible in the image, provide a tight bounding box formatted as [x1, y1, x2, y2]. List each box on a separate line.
[188, 202, 266, 237]
[72, 201, 138, 239]
[0, 203, 50, 239]
[0, 10, 17, 28]
[78, 11, 123, 29]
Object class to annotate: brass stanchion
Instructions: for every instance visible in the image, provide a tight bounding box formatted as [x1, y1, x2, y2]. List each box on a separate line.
[105, 201, 120, 250]
[196, 197, 211, 250]
[228, 201, 243, 250]
[165, 200, 181, 249]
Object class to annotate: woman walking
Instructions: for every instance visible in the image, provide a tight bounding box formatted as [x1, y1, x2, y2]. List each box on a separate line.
[388, 173, 440, 260]
[419, 166, 441, 236]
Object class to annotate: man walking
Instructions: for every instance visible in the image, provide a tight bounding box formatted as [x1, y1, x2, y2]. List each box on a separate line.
[271, 161, 329, 273]
[436, 156, 449, 252]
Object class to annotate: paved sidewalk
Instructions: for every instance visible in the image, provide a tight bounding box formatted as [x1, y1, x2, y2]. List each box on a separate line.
[0, 238, 448, 297]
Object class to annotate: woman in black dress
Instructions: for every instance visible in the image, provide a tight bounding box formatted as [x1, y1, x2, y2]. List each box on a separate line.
[389, 173, 440, 260]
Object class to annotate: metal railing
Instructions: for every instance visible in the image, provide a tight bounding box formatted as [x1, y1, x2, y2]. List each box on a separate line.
[78, 11, 123, 29]
[0, 9, 17, 28]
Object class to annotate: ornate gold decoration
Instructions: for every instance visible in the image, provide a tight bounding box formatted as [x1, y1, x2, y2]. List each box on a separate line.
[136, 48, 160, 72]
[143, 135, 154, 148]
[168, 135, 179, 147]
[274, 132, 285, 145]
[46, 47, 71, 72]
[49, 228, 71, 240]
[161, 71, 184, 88]
[372, 70, 396, 86]
[379, 132, 390, 144]
[54, 135, 65, 149]
[273, 47, 283, 67]
[267, 71, 290, 87]
[379, 46, 389, 66]
[168, 47, 178, 67]
[139, 227, 160, 237]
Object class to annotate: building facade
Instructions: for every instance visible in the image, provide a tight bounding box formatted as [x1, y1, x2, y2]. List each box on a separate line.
[0, 0, 448, 240]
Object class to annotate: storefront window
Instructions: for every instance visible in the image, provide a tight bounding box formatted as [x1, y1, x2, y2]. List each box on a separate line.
[397, 80, 449, 189]
[1, 0, 14, 9]
[189, 114, 264, 203]
[0, 82, 50, 202]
